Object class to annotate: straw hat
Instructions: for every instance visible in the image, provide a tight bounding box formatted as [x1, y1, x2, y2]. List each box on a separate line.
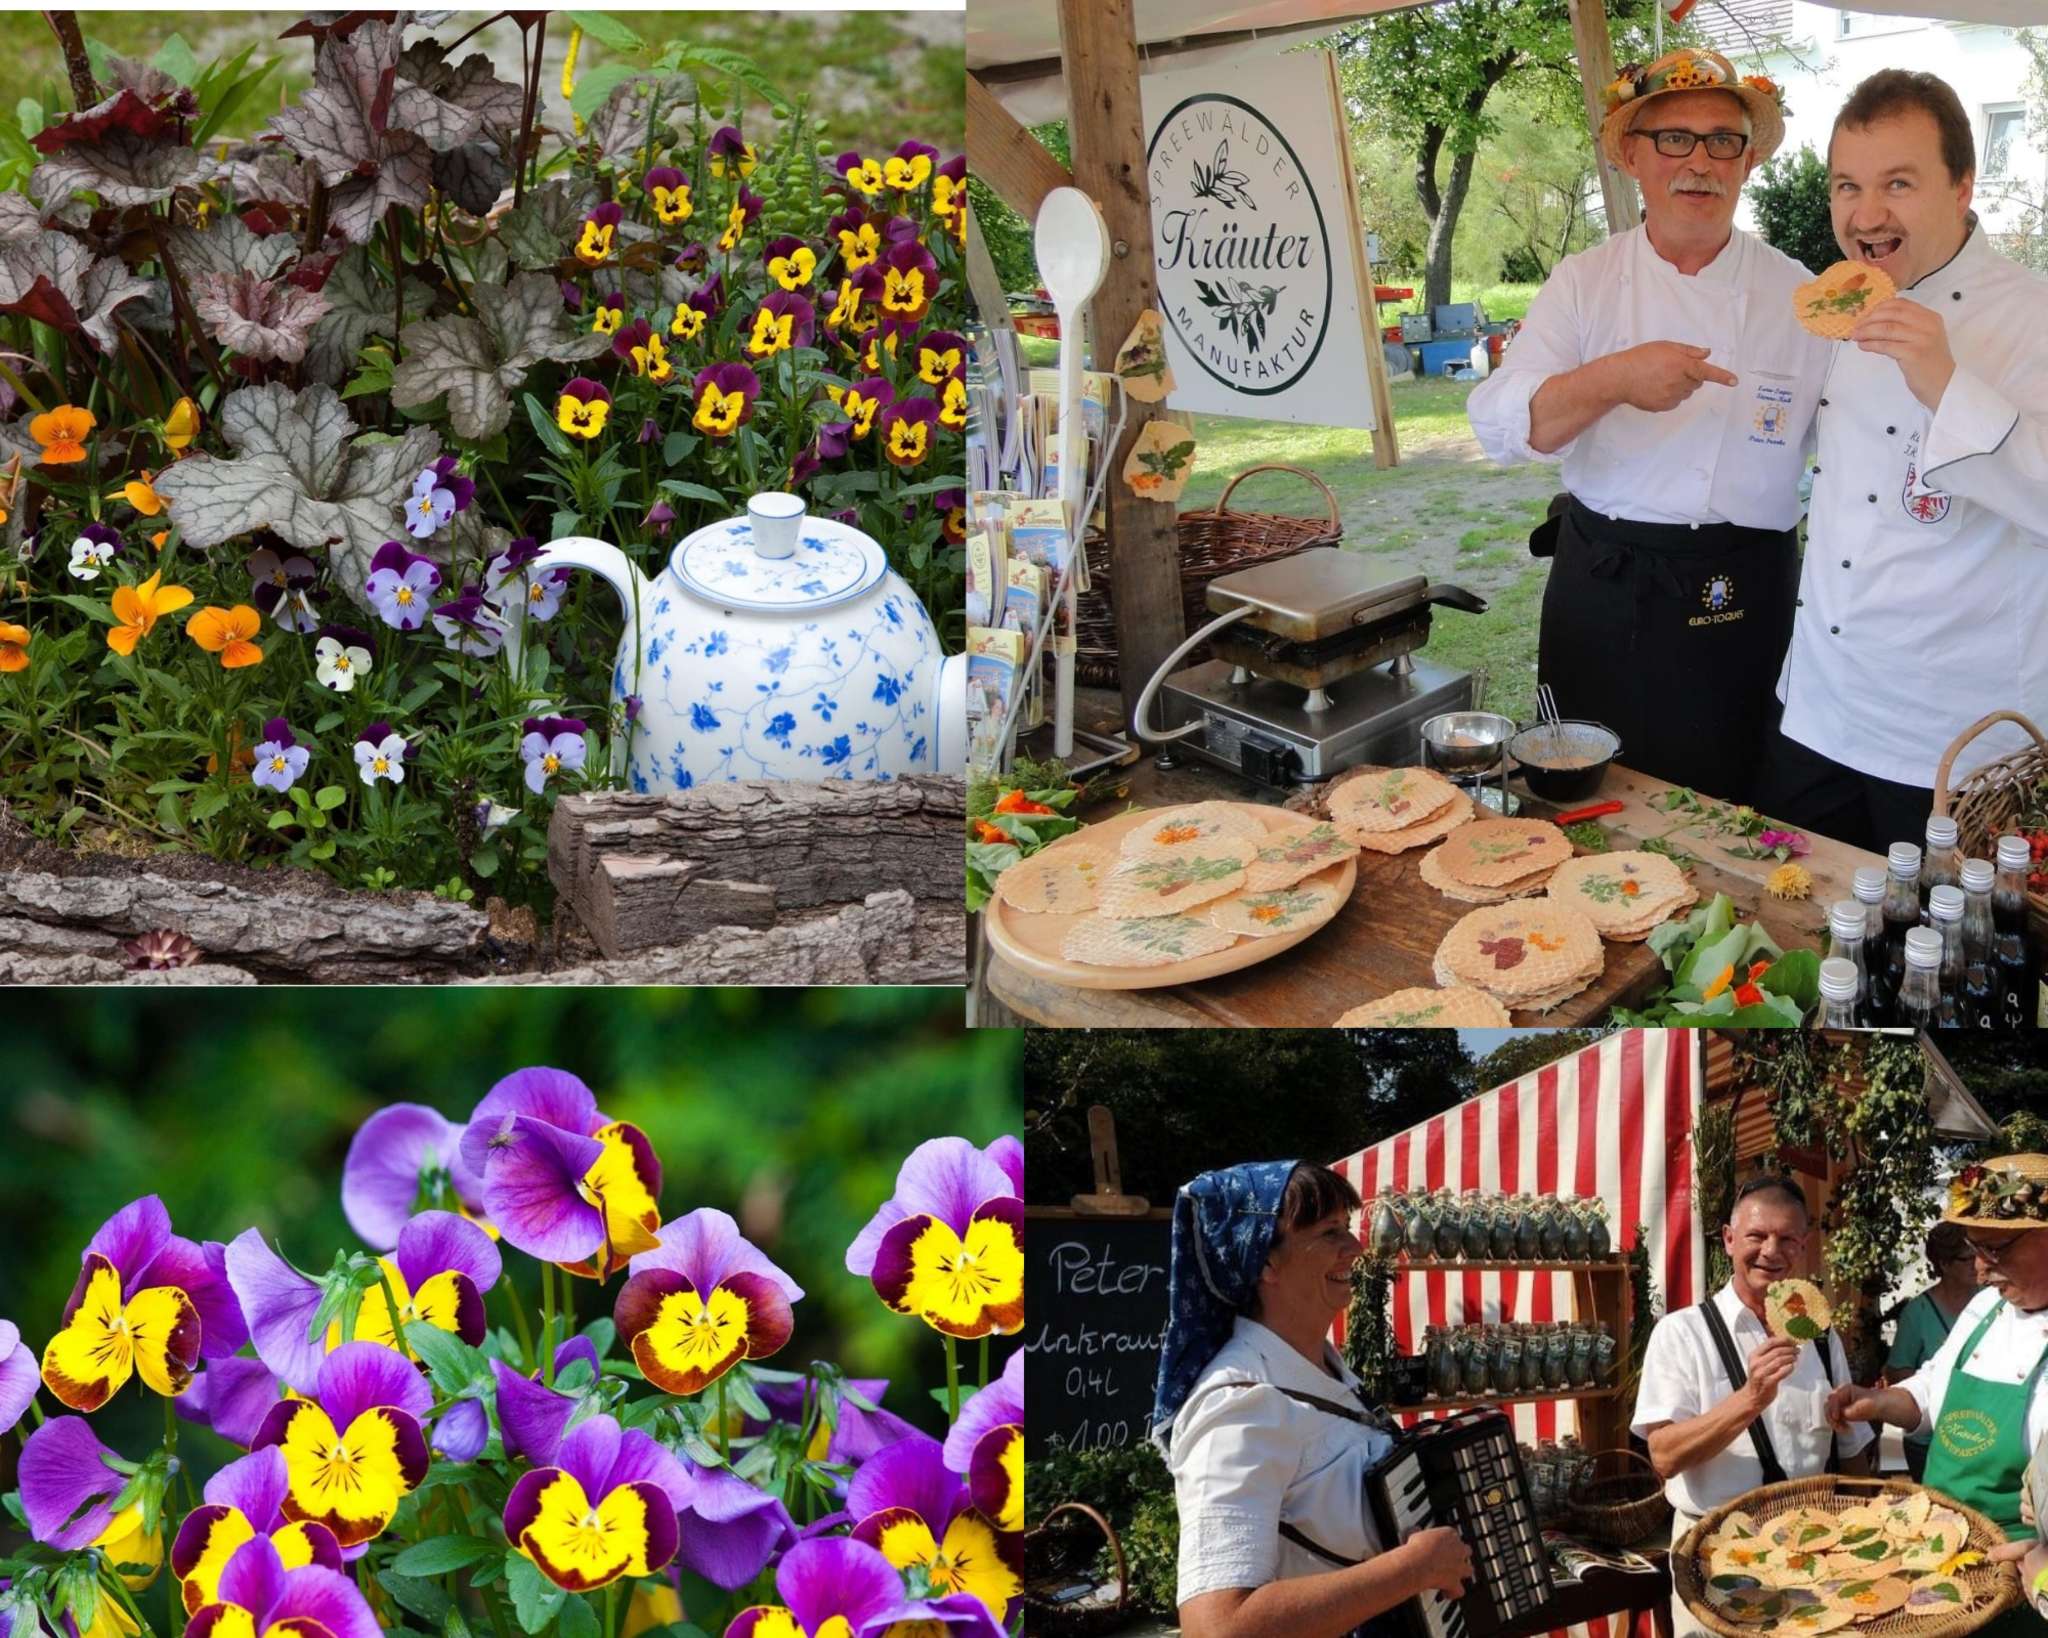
[1598, 48, 1787, 171]
[1942, 1154, 2048, 1232]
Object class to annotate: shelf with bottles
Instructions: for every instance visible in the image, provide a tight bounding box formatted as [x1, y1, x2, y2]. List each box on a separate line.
[1363, 1186, 1619, 1266]
[1384, 1385, 1622, 1417]
[1383, 1257, 1628, 1274]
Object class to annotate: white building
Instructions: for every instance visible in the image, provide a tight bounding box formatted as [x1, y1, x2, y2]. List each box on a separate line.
[1691, 2, 2047, 249]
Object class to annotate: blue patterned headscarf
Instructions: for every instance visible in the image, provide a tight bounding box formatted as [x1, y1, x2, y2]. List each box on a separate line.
[1150, 1159, 1300, 1451]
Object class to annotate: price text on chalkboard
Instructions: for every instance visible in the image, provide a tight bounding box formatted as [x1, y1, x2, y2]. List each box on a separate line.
[1024, 1212, 1172, 1458]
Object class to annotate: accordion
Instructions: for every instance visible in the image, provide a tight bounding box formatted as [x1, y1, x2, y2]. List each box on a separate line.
[1365, 1409, 1555, 1638]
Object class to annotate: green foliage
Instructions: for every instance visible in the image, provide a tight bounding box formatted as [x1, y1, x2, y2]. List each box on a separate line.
[1026, 1438, 1180, 1615]
[1470, 1029, 1612, 1090]
[968, 120, 1068, 296]
[1750, 144, 1839, 275]
[1695, 1098, 1737, 1293]
[1342, 1251, 1396, 1398]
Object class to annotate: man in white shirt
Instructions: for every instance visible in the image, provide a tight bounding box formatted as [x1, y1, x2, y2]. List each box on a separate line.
[1762, 70, 2048, 853]
[1828, 1154, 2048, 1596]
[1631, 1176, 1873, 1637]
[1468, 49, 1828, 807]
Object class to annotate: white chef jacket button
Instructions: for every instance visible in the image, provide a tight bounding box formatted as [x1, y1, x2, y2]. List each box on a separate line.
[1796, 598, 1805, 608]
[1820, 398, 1829, 407]
[1952, 291, 1962, 301]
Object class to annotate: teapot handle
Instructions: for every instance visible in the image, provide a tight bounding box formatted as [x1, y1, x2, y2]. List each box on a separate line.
[501, 536, 654, 776]
[935, 651, 967, 777]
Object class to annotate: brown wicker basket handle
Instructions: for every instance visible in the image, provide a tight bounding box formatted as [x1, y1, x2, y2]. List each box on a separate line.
[1213, 463, 1343, 534]
[1570, 1445, 1661, 1497]
[1933, 711, 2048, 816]
[1041, 1502, 1128, 1612]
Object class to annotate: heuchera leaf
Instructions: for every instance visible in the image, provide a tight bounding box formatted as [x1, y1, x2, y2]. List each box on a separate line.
[191, 270, 332, 363]
[166, 214, 297, 284]
[31, 130, 216, 208]
[152, 381, 441, 606]
[31, 56, 198, 153]
[494, 177, 600, 271]
[389, 271, 610, 440]
[303, 244, 436, 387]
[0, 234, 157, 352]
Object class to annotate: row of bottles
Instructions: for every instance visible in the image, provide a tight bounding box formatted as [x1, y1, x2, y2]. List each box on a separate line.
[1823, 821, 2036, 1029]
[1368, 1189, 1614, 1263]
[1418, 1319, 1619, 1400]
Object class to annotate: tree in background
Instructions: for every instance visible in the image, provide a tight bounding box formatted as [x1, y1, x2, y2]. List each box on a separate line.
[1750, 143, 1838, 273]
[1333, 0, 1658, 313]
[1024, 1030, 1476, 1206]
[970, 118, 1071, 294]
[1471, 1027, 1615, 1090]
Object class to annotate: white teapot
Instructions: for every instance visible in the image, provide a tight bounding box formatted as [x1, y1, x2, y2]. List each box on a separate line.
[508, 493, 964, 790]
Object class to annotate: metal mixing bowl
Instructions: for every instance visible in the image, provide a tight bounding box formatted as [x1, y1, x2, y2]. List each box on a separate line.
[1509, 719, 1622, 800]
[1421, 711, 1518, 775]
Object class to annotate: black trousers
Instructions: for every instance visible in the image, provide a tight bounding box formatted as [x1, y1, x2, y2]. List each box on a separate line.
[1754, 721, 1934, 856]
[1536, 501, 1800, 808]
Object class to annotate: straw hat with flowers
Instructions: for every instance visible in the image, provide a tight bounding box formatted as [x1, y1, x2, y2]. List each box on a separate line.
[1942, 1154, 2048, 1231]
[1599, 48, 1787, 171]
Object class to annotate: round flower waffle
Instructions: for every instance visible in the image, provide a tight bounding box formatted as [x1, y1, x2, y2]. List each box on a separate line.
[1432, 818, 1573, 889]
[1676, 1477, 2018, 1638]
[1420, 840, 1552, 903]
[1546, 850, 1695, 936]
[1206, 880, 1344, 939]
[1060, 912, 1238, 967]
[1436, 902, 1604, 1004]
[993, 841, 1113, 915]
[1242, 817, 1361, 893]
[1344, 787, 1476, 856]
[1119, 802, 1265, 861]
[1766, 1278, 1833, 1342]
[1328, 765, 1461, 834]
[1097, 842, 1254, 920]
[1795, 259, 1896, 340]
[1333, 987, 1513, 1027]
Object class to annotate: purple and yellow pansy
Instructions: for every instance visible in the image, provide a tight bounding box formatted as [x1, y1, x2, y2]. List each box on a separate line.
[184, 1536, 379, 1638]
[835, 151, 886, 200]
[576, 202, 623, 267]
[723, 1538, 929, 1638]
[847, 1137, 1023, 1339]
[692, 363, 761, 439]
[718, 187, 764, 253]
[708, 125, 758, 180]
[670, 276, 722, 342]
[459, 1067, 663, 1280]
[883, 139, 938, 193]
[41, 1196, 245, 1412]
[613, 1208, 803, 1397]
[249, 1342, 432, 1549]
[847, 1434, 1021, 1625]
[643, 166, 693, 226]
[592, 292, 625, 336]
[501, 1412, 684, 1592]
[171, 1447, 345, 1615]
[944, 1350, 1023, 1534]
[613, 319, 676, 385]
[878, 398, 940, 470]
[826, 377, 891, 441]
[873, 240, 939, 325]
[746, 292, 815, 359]
[555, 377, 612, 441]
[916, 330, 966, 387]
[340, 1102, 488, 1251]
[828, 208, 883, 273]
[762, 236, 817, 291]
[932, 155, 966, 234]
[824, 275, 865, 336]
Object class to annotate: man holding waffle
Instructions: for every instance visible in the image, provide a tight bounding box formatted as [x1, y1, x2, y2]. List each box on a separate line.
[1468, 49, 1828, 808]
[1757, 70, 2048, 853]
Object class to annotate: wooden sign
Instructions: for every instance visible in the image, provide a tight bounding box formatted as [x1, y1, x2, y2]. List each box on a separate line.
[1025, 1206, 1173, 1457]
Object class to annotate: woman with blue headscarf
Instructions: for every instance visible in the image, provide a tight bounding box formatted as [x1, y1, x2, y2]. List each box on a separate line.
[1157, 1159, 1474, 1638]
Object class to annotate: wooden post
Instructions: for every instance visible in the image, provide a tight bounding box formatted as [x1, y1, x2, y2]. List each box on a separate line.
[963, 205, 1014, 346]
[1072, 1104, 1151, 1216]
[1325, 51, 1399, 470]
[967, 72, 1074, 221]
[1055, 0, 1187, 729]
[1567, 0, 1642, 234]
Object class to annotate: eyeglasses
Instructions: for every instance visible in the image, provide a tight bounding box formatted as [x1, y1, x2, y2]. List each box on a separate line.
[1965, 1236, 2027, 1263]
[1633, 129, 1750, 160]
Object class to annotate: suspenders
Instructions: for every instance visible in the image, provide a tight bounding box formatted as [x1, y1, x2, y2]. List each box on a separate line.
[1696, 1296, 1840, 1481]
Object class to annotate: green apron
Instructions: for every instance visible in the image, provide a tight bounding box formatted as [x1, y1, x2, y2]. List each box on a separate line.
[1922, 1299, 2048, 1638]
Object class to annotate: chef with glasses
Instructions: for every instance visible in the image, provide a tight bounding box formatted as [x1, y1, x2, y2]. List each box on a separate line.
[1468, 48, 1829, 807]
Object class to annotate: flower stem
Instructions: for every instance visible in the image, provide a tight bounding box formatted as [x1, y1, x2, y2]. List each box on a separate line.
[499, 1266, 536, 1369]
[28, 1396, 44, 1426]
[541, 1261, 556, 1385]
[716, 1373, 731, 1463]
[979, 1336, 989, 1390]
[604, 1581, 620, 1638]
[943, 1333, 960, 1425]
[103, 1570, 158, 1638]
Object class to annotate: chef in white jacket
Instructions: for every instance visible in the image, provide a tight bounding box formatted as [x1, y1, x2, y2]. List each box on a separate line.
[1468, 49, 1828, 806]
[1762, 69, 2048, 852]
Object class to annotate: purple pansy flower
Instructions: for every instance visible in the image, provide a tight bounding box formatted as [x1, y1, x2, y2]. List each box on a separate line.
[170, 1447, 345, 1615]
[845, 1137, 1023, 1340]
[245, 546, 320, 633]
[174, 1356, 286, 1450]
[746, 290, 816, 358]
[750, 1375, 918, 1479]
[431, 586, 508, 657]
[503, 1412, 685, 1591]
[252, 718, 310, 795]
[19, 1416, 127, 1549]
[249, 1343, 432, 1548]
[39, 1195, 246, 1412]
[341, 1103, 488, 1250]
[353, 723, 407, 787]
[669, 1459, 797, 1590]
[487, 1338, 601, 1466]
[722, 1538, 930, 1638]
[945, 1349, 1023, 1532]
[364, 541, 443, 630]
[521, 716, 588, 794]
[0, 1321, 37, 1435]
[846, 1433, 1021, 1624]
[707, 125, 756, 178]
[485, 538, 571, 624]
[67, 522, 121, 581]
[643, 499, 677, 540]
[405, 459, 470, 539]
[459, 1068, 664, 1279]
[185, 1536, 379, 1638]
[613, 1208, 803, 1397]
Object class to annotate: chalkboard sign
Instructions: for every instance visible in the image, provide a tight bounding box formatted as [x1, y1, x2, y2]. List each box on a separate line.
[1025, 1209, 1173, 1459]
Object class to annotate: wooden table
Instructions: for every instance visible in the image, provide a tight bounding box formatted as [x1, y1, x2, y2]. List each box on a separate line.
[982, 751, 1884, 1029]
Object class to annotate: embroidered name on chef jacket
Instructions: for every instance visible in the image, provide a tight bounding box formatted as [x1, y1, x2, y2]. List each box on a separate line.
[1900, 430, 1952, 523]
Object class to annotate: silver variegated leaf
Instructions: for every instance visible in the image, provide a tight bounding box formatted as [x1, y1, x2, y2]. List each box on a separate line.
[433, 140, 511, 217]
[191, 271, 332, 364]
[0, 236, 155, 353]
[324, 137, 435, 245]
[77, 257, 158, 353]
[166, 215, 297, 284]
[389, 272, 610, 440]
[494, 177, 601, 271]
[585, 72, 693, 167]
[0, 195, 44, 242]
[303, 245, 436, 387]
[31, 131, 215, 207]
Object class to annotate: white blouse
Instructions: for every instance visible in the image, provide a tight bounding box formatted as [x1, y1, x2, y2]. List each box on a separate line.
[1167, 1316, 1394, 1605]
[1629, 1280, 1872, 1517]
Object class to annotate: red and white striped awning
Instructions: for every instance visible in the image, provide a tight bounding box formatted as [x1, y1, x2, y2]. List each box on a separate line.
[1326, 1028, 1706, 1448]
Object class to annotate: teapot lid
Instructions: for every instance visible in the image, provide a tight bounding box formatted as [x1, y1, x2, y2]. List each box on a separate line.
[671, 508, 887, 615]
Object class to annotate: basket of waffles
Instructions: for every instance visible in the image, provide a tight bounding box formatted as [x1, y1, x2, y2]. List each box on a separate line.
[1674, 1476, 2020, 1638]
[1432, 900, 1605, 1013]
[994, 801, 1359, 968]
[1545, 851, 1700, 941]
[1315, 765, 1477, 854]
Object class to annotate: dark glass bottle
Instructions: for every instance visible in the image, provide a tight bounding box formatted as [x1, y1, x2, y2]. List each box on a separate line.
[1928, 885, 1966, 1028]
[1994, 835, 2038, 1030]
[1961, 858, 2000, 1029]
[1921, 816, 1961, 924]
[1878, 843, 1923, 1024]
[1854, 865, 1893, 1025]
[1896, 927, 1943, 1030]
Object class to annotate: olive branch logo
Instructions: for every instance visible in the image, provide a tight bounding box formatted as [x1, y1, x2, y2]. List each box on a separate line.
[1190, 139, 1257, 210]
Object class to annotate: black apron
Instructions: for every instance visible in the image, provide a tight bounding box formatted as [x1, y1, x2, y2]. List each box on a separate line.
[1534, 497, 1799, 807]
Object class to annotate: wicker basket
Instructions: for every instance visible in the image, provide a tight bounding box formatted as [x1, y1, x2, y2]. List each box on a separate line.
[1934, 710, 2048, 919]
[1024, 1501, 1132, 1638]
[1566, 1448, 1673, 1547]
[1074, 462, 1344, 688]
[1671, 1474, 2020, 1638]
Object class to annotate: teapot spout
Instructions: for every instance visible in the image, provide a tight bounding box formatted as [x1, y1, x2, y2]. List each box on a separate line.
[501, 536, 656, 770]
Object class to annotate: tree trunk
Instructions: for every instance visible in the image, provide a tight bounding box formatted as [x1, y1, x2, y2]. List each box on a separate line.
[1422, 142, 1479, 316]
